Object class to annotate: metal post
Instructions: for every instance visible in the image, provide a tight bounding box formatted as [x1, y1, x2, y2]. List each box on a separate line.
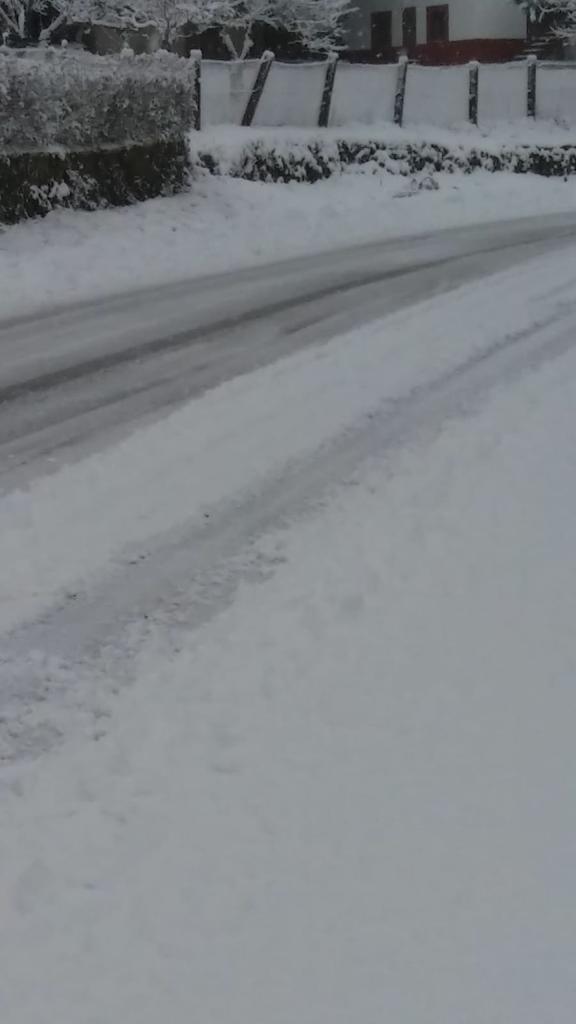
[190, 50, 202, 132]
[241, 50, 274, 127]
[468, 60, 479, 126]
[527, 55, 537, 119]
[318, 53, 338, 128]
[394, 55, 408, 127]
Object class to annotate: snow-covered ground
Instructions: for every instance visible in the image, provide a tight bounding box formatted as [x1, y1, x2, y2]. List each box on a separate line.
[2, 228, 576, 1021]
[3, 168, 576, 322]
[1, 238, 576, 637]
[195, 120, 576, 158]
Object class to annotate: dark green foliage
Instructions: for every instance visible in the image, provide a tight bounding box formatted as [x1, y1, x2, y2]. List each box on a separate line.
[192, 138, 576, 183]
[0, 140, 189, 224]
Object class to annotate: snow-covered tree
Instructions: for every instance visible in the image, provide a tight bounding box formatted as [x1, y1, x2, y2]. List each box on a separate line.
[0, 0, 39, 43]
[63, 0, 200, 46]
[1, 0, 353, 52]
[182, 0, 354, 60]
[286, 0, 354, 55]
[0, 0, 196, 45]
[516, 0, 576, 40]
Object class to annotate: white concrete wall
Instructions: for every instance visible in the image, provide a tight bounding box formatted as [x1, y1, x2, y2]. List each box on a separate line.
[344, 0, 526, 51]
[464, 0, 526, 38]
[344, 1, 394, 50]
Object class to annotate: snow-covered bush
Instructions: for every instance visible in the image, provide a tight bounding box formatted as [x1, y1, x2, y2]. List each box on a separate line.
[516, 0, 576, 41]
[191, 134, 576, 183]
[0, 47, 198, 151]
[0, 138, 188, 221]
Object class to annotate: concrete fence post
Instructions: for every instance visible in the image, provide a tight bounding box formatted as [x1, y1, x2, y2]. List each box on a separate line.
[394, 55, 408, 127]
[241, 50, 274, 127]
[468, 60, 479, 125]
[318, 53, 338, 128]
[190, 50, 202, 132]
[527, 55, 537, 119]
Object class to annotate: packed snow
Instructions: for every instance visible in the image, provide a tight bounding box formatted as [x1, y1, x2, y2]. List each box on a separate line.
[2, 147, 576, 1024]
[1, 244, 576, 1021]
[3, 168, 576, 322]
[1, 241, 576, 635]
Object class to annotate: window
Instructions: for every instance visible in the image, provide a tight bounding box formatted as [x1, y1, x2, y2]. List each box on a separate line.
[426, 4, 449, 43]
[371, 11, 393, 53]
[402, 7, 417, 51]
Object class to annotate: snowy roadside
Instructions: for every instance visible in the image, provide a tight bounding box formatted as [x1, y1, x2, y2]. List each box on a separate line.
[2, 167, 576, 322]
[2, 241, 576, 746]
[194, 119, 576, 162]
[0, 241, 574, 635]
[2, 262, 576, 1022]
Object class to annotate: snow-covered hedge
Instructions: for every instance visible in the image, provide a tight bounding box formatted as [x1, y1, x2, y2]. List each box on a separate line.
[0, 139, 188, 223]
[192, 135, 576, 182]
[0, 47, 198, 151]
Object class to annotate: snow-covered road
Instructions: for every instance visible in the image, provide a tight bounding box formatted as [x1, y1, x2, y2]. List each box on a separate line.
[3, 211, 576, 488]
[1, 213, 576, 1022]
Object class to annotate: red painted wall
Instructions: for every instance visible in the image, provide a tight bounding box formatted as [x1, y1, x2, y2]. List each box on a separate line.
[345, 38, 526, 65]
[413, 38, 526, 64]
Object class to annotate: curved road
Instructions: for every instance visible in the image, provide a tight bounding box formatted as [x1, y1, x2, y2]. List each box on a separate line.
[2, 212, 576, 759]
[2, 211, 576, 489]
[3, 214, 576, 1024]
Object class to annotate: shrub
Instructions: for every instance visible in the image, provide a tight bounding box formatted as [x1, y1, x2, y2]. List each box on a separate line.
[0, 139, 189, 223]
[0, 47, 198, 151]
[191, 136, 576, 182]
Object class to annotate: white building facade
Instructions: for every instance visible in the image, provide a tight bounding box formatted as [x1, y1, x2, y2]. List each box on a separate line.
[345, 0, 529, 63]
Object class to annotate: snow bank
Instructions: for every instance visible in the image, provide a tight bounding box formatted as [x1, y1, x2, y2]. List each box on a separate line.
[3, 171, 576, 322]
